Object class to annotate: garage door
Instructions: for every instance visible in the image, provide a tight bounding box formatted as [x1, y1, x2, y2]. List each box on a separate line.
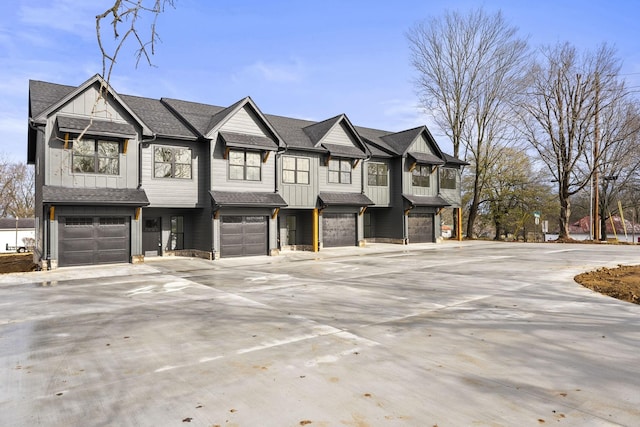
[408, 213, 434, 243]
[59, 217, 130, 266]
[220, 216, 267, 258]
[322, 213, 356, 247]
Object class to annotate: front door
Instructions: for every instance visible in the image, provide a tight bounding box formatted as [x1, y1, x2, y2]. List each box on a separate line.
[142, 217, 162, 256]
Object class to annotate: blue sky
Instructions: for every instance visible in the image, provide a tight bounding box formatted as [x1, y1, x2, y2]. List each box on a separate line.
[1, 0, 639, 162]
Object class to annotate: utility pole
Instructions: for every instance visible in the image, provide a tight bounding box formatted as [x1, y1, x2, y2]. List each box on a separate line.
[593, 72, 601, 241]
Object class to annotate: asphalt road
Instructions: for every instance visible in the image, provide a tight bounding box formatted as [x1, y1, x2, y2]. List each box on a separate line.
[1, 241, 639, 426]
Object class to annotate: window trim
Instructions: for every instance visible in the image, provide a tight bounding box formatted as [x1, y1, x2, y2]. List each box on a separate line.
[367, 162, 388, 187]
[72, 138, 120, 175]
[282, 156, 310, 185]
[328, 158, 352, 184]
[439, 167, 457, 190]
[228, 149, 262, 182]
[411, 164, 431, 188]
[153, 146, 193, 179]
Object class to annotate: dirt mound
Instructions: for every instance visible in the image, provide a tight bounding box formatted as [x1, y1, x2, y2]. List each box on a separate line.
[0, 253, 38, 274]
[575, 265, 640, 304]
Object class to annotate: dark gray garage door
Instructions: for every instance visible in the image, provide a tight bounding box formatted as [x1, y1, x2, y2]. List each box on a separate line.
[322, 213, 356, 247]
[59, 217, 130, 266]
[408, 213, 434, 243]
[220, 216, 268, 258]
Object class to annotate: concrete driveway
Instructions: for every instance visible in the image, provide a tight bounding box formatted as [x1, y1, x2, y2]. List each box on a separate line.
[1, 241, 639, 426]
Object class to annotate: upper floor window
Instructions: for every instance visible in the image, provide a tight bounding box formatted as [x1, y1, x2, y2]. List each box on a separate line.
[367, 163, 388, 186]
[412, 164, 431, 187]
[72, 139, 119, 175]
[229, 149, 261, 181]
[440, 167, 457, 189]
[154, 146, 192, 179]
[328, 158, 351, 184]
[283, 156, 310, 184]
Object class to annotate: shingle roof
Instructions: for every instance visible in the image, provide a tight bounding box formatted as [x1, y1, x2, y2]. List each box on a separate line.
[162, 98, 227, 136]
[29, 76, 466, 165]
[57, 115, 137, 138]
[29, 80, 76, 119]
[322, 143, 368, 159]
[219, 131, 279, 151]
[407, 151, 445, 166]
[210, 191, 287, 207]
[120, 94, 196, 139]
[403, 194, 451, 207]
[318, 192, 374, 206]
[42, 186, 150, 206]
[303, 115, 343, 145]
[442, 153, 469, 166]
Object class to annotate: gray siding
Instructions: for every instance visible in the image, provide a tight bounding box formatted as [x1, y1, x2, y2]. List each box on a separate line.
[210, 133, 276, 192]
[142, 139, 203, 207]
[213, 106, 272, 137]
[439, 167, 462, 207]
[278, 152, 320, 208]
[363, 159, 391, 206]
[43, 85, 139, 190]
[323, 122, 356, 146]
[318, 159, 363, 193]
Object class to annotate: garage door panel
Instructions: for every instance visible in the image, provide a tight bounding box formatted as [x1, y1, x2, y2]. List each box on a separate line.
[220, 216, 267, 258]
[408, 213, 434, 243]
[323, 213, 356, 247]
[59, 216, 130, 266]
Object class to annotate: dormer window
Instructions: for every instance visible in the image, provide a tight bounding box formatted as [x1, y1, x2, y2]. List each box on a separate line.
[229, 149, 261, 181]
[412, 164, 431, 187]
[328, 158, 351, 184]
[72, 139, 119, 175]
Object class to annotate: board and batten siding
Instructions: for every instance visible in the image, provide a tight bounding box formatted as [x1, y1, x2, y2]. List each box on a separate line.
[279, 152, 320, 208]
[318, 159, 363, 193]
[142, 140, 202, 208]
[210, 134, 276, 192]
[402, 135, 437, 197]
[44, 84, 139, 189]
[363, 159, 391, 206]
[439, 167, 462, 207]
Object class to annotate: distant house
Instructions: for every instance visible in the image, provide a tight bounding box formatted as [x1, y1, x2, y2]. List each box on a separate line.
[27, 74, 466, 269]
[545, 215, 640, 243]
[0, 218, 35, 253]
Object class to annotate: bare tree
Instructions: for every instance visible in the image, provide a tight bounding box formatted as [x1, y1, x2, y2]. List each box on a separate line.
[96, 0, 174, 84]
[408, 8, 529, 238]
[0, 156, 35, 218]
[595, 100, 640, 239]
[520, 42, 636, 239]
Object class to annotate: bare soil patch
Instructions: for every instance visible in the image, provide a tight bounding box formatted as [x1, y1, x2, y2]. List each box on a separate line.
[0, 253, 37, 274]
[575, 265, 640, 304]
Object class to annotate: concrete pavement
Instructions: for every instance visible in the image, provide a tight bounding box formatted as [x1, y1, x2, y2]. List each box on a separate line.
[1, 241, 639, 426]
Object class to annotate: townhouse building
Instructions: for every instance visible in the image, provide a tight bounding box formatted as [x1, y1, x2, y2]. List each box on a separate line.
[27, 75, 465, 269]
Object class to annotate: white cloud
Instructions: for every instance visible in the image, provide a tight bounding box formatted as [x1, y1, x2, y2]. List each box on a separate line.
[234, 59, 306, 84]
[18, 0, 96, 38]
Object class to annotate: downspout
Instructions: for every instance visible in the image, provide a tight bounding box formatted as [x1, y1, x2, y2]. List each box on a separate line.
[138, 134, 158, 189]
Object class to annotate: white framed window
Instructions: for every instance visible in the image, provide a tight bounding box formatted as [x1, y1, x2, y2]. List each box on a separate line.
[367, 162, 388, 186]
[282, 156, 310, 184]
[412, 164, 431, 187]
[229, 150, 261, 181]
[154, 146, 192, 179]
[72, 139, 119, 175]
[328, 158, 351, 184]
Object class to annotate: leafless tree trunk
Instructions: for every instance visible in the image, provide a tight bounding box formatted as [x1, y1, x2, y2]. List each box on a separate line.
[408, 8, 528, 238]
[0, 157, 35, 218]
[520, 42, 635, 239]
